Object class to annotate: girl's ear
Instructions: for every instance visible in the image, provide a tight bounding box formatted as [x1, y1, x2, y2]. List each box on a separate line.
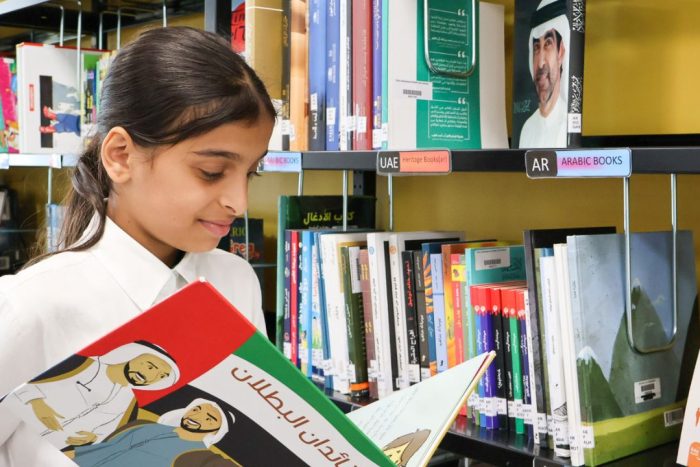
[101, 127, 137, 184]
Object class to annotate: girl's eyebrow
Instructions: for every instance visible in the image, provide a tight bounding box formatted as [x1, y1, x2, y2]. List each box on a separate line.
[193, 149, 241, 160]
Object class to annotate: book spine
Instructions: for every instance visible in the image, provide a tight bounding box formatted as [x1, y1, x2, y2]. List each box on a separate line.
[338, 0, 352, 150]
[380, 0, 389, 149]
[281, 1, 291, 149]
[510, 290, 526, 434]
[423, 250, 438, 376]
[489, 286, 508, 430]
[430, 253, 448, 374]
[442, 247, 457, 370]
[283, 229, 292, 359]
[308, 0, 327, 150]
[501, 288, 516, 433]
[316, 233, 334, 391]
[388, 237, 409, 389]
[289, 0, 309, 150]
[523, 232, 550, 447]
[384, 241, 400, 390]
[290, 229, 301, 367]
[358, 248, 379, 399]
[401, 251, 420, 384]
[351, 0, 372, 150]
[520, 289, 535, 439]
[450, 254, 465, 369]
[371, 0, 383, 150]
[479, 286, 497, 428]
[366, 234, 393, 399]
[310, 233, 325, 383]
[299, 231, 312, 376]
[341, 246, 370, 399]
[325, 0, 340, 150]
[566, 0, 586, 147]
[413, 250, 431, 381]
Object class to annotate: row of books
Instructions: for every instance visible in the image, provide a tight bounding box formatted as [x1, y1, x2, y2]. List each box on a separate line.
[274, 199, 698, 466]
[239, 0, 587, 152]
[239, 0, 509, 152]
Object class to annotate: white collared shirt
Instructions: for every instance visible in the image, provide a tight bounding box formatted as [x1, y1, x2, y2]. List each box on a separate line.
[0, 216, 265, 466]
[518, 95, 568, 149]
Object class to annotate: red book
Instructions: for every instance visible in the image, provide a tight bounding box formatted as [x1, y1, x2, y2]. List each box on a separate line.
[352, 0, 373, 150]
[289, 229, 301, 366]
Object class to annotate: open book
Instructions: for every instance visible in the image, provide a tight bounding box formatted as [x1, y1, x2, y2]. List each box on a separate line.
[0, 279, 493, 466]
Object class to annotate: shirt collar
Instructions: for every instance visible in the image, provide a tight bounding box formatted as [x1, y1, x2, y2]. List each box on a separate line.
[87, 215, 198, 310]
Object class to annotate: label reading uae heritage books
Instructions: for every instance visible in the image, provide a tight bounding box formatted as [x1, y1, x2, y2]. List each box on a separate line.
[634, 378, 661, 404]
[525, 149, 632, 178]
[474, 248, 510, 271]
[376, 150, 451, 176]
[258, 151, 302, 173]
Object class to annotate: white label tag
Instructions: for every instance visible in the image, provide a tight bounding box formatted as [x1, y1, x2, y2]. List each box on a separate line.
[50, 154, 62, 169]
[367, 360, 379, 379]
[348, 247, 361, 294]
[568, 113, 582, 133]
[312, 349, 322, 366]
[326, 107, 337, 126]
[497, 398, 508, 415]
[514, 400, 524, 419]
[345, 115, 356, 132]
[289, 122, 297, 142]
[664, 408, 684, 427]
[321, 359, 334, 375]
[0, 154, 8, 170]
[635, 377, 661, 403]
[420, 368, 431, 381]
[468, 393, 479, 407]
[381, 123, 389, 142]
[283, 342, 291, 359]
[408, 364, 420, 383]
[280, 119, 291, 136]
[508, 401, 515, 418]
[347, 363, 357, 382]
[372, 129, 382, 149]
[356, 116, 367, 134]
[310, 92, 318, 112]
[475, 248, 511, 271]
[546, 415, 554, 436]
[581, 425, 595, 449]
[395, 79, 434, 101]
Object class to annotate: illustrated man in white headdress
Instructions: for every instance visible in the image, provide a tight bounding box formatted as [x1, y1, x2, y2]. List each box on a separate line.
[65, 398, 238, 467]
[5, 340, 179, 450]
[518, 0, 570, 149]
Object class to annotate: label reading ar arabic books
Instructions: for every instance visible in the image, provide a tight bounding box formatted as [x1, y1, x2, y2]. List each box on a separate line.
[634, 377, 661, 404]
[525, 149, 632, 178]
[259, 151, 302, 173]
[376, 150, 451, 176]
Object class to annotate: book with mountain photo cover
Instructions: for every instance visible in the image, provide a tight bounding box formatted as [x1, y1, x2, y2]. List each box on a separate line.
[0, 279, 494, 466]
[566, 231, 699, 466]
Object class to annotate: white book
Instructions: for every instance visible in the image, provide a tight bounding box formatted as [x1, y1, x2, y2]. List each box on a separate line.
[384, 1, 507, 149]
[523, 293, 542, 444]
[387, 231, 463, 388]
[366, 232, 395, 399]
[554, 244, 584, 466]
[338, 0, 352, 150]
[539, 254, 571, 458]
[319, 232, 368, 394]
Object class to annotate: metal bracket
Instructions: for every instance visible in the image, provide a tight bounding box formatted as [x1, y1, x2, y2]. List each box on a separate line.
[623, 174, 678, 353]
[423, 0, 477, 78]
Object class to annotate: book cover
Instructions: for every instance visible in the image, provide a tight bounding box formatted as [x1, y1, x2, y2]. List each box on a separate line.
[358, 248, 380, 399]
[289, 0, 309, 150]
[16, 44, 103, 154]
[401, 250, 420, 385]
[244, 0, 284, 101]
[275, 195, 376, 349]
[338, 0, 353, 150]
[325, 0, 340, 151]
[371, 0, 383, 149]
[412, 250, 431, 382]
[567, 231, 699, 466]
[384, 0, 507, 149]
[1, 280, 496, 466]
[351, 0, 372, 150]
[512, 0, 586, 148]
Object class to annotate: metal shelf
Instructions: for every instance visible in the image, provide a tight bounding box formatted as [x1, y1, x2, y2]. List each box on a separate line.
[301, 147, 700, 174]
[327, 391, 681, 467]
[0, 154, 78, 169]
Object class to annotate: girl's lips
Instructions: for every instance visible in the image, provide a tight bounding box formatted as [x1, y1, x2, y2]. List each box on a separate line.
[199, 220, 232, 238]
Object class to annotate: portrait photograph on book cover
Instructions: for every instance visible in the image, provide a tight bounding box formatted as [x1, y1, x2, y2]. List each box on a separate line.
[512, 0, 584, 149]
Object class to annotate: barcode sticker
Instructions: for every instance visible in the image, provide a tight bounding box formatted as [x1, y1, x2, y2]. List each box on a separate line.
[475, 248, 511, 271]
[310, 93, 318, 112]
[664, 408, 684, 427]
[394, 79, 433, 101]
[581, 425, 595, 449]
[635, 378, 661, 403]
[326, 107, 337, 126]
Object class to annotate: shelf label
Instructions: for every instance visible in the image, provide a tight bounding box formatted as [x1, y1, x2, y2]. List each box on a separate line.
[525, 148, 631, 178]
[376, 150, 451, 176]
[258, 151, 302, 173]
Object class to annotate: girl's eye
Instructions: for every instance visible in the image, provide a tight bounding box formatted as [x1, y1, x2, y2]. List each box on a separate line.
[200, 170, 224, 181]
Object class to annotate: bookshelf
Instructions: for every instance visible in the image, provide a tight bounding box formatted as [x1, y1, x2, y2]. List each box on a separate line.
[328, 390, 681, 467]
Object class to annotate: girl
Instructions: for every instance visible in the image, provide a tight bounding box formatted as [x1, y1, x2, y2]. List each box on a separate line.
[0, 26, 275, 466]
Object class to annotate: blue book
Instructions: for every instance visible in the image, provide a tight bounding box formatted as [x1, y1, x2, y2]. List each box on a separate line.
[315, 231, 333, 391]
[380, 0, 389, 150]
[325, 0, 340, 151]
[420, 241, 453, 376]
[430, 253, 448, 373]
[308, 0, 327, 151]
[299, 230, 315, 377]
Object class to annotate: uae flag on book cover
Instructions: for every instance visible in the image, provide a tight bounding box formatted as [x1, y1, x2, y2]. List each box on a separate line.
[1, 280, 392, 466]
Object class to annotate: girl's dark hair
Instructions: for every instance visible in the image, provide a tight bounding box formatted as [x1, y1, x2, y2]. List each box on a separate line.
[30, 27, 275, 264]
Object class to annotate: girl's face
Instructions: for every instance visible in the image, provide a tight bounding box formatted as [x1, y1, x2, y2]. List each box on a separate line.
[108, 117, 273, 266]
